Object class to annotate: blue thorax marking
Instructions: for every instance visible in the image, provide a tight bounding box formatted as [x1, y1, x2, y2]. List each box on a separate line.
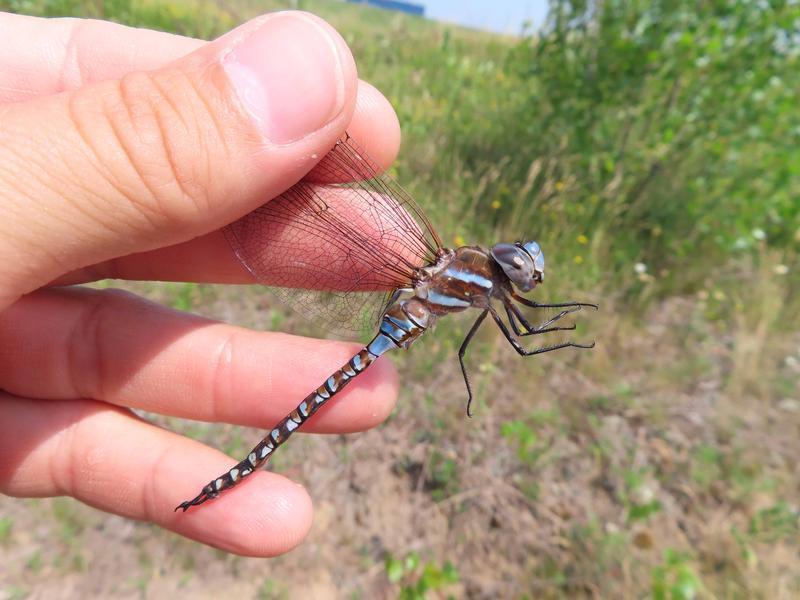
[447, 268, 493, 290]
[426, 290, 471, 308]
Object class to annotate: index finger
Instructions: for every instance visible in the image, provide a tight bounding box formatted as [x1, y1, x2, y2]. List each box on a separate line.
[0, 12, 201, 103]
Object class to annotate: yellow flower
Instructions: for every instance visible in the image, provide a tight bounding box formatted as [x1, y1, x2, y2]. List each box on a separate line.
[454, 234, 465, 247]
[573, 255, 584, 265]
[491, 199, 502, 210]
[554, 181, 565, 192]
[577, 234, 589, 245]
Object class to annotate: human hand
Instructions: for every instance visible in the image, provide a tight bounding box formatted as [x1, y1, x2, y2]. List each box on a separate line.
[0, 11, 400, 556]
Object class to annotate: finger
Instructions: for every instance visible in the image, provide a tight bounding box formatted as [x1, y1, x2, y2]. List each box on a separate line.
[0, 11, 361, 308]
[0, 287, 399, 432]
[0, 394, 311, 556]
[0, 13, 400, 174]
[53, 81, 402, 286]
[0, 12, 202, 103]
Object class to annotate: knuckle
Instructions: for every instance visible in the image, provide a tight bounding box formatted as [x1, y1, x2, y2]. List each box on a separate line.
[53, 399, 102, 498]
[65, 288, 129, 400]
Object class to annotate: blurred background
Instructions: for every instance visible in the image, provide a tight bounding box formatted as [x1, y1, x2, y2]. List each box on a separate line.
[0, 0, 798, 598]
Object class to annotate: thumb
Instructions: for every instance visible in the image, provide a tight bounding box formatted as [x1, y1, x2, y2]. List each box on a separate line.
[0, 11, 356, 307]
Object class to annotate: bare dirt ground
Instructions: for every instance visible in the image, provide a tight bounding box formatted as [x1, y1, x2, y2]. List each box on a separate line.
[1, 284, 798, 599]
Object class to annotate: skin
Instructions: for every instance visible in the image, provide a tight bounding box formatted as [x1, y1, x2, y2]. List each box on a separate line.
[0, 11, 403, 557]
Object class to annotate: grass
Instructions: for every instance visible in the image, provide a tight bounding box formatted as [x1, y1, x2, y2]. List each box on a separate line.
[0, 0, 798, 598]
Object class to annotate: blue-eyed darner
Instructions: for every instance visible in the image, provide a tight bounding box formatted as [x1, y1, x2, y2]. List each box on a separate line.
[176, 134, 596, 511]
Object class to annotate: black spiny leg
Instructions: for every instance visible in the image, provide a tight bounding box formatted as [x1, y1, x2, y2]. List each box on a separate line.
[504, 302, 580, 337]
[511, 291, 598, 311]
[489, 307, 595, 356]
[458, 309, 489, 418]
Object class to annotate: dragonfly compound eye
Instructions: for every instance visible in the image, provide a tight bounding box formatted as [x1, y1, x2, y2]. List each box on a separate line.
[490, 242, 538, 292]
[521, 240, 545, 283]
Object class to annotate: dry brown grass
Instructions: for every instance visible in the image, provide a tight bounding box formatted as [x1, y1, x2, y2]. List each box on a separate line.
[1, 279, 798, 598]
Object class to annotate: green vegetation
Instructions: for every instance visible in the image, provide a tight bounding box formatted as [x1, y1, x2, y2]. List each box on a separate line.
[7, 0, 797, 307]
[0, 516, 13, 543]
[651, 549, 704, 600]
[385, 551, 460, 599]
[1, 0, 798, 598]
[425, 449, 459, 501]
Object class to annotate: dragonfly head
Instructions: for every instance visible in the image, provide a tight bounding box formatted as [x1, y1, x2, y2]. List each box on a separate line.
[490, 240, 545, 292]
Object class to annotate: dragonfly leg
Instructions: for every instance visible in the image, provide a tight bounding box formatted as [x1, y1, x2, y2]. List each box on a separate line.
[505, 301, 579, 337]
[489, 307, 594, 357]
[458, 310, 489, 418]
[511, 291, 598, 311]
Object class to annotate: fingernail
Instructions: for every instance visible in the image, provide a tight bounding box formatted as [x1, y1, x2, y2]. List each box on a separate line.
[223, 14, 345, 144]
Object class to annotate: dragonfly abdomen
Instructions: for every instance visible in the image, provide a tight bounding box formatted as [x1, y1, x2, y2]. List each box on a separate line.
[175, 301, 430, 511]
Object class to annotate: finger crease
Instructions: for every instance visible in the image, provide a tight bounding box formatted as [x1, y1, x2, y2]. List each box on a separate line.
[66, 89, 136, 238]
[50, 405, 91, 497]
[187, 75, 231, 184]
[110, 76, 164, 227]
[142, 442, 174, 523]
[210, 330, 238, 422]
[148, 89, 198, 216]
[66, 291, 108, 400]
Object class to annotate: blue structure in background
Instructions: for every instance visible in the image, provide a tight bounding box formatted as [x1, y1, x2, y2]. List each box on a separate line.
[347, 0, 425, 17]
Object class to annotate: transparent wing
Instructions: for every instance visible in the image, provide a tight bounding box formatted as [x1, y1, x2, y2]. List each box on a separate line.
[223, 134, 442, 336]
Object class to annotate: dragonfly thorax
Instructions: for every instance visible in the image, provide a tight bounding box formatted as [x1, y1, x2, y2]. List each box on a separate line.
[412, 246, 497, 314]
[490, 241, 545, 293]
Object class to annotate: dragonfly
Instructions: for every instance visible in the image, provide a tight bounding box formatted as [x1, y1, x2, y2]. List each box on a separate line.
[176, 134, 596, 511]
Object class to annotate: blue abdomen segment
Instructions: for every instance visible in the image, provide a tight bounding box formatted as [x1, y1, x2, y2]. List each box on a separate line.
[374, 298, 430, 351]
[368, 332, 397, 356]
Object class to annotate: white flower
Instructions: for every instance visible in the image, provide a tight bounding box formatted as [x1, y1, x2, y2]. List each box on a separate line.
[752, 228, 766, 241]
[632, 484, 655, 505]
[634, 262, 647, 274]
[695, 55, 710, 68]
[773, 264, 789, 275]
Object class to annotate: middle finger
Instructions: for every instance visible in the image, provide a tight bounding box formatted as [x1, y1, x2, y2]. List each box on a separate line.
[0, 286, 398, 431]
